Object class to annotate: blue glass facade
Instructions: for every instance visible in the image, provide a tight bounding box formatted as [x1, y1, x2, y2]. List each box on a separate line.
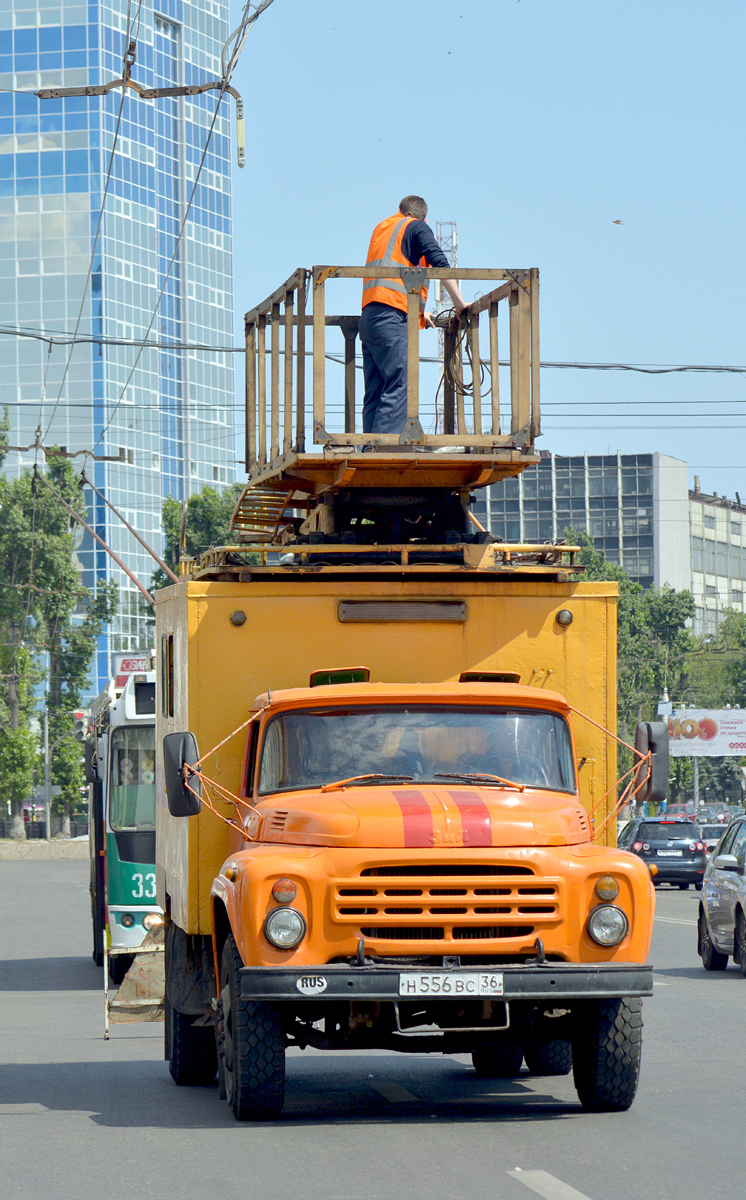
[0, 0, 235, 693]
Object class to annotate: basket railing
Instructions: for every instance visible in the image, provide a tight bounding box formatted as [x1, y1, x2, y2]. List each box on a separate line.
[244, 265, 540, 475]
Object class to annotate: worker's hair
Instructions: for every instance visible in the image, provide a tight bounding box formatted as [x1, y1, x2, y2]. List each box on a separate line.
[399, 195, 428, 220]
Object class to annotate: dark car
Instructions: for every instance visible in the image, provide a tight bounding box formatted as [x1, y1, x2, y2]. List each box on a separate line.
[619, 818, 706, 890]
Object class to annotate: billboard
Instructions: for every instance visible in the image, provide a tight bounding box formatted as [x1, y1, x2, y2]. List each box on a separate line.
[668, 709, 746, 757]
[113, 652, 152, 688]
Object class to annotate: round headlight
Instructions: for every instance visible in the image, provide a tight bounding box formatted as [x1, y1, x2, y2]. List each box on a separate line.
[143, 912, 164, 931]
[120, 913, 135, 928]
[594, 875, 620, 901]
[264, 906, 306, 949]
[587, 904, 629, 947]
[272, 877, 298, 904]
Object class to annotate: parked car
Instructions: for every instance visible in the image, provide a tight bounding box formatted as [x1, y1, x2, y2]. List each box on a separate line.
[697, 817, 746, 974]
[619, 817, 706, 889]
[666, 802, 697, 822]
[699, 824, 730, 857]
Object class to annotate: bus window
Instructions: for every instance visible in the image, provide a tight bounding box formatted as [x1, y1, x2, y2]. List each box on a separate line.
[110, 726, 156, 830]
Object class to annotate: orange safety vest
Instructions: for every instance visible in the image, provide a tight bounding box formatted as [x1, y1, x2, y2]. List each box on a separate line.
[362, 213, 429, 329]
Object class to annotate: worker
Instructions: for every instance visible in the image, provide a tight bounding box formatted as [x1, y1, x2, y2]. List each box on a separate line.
[360, 195, 468, 436]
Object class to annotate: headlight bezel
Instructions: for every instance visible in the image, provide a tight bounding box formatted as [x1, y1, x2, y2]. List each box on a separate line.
[264, 905, 306, 950]
[587, 903, 629, 947]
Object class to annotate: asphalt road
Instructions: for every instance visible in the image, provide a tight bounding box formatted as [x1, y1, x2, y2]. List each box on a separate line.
[1, 861, 744, 1200]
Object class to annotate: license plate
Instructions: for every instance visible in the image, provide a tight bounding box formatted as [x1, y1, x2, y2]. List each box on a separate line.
[657, 849, 683, 857]
[399, 972, 504, 997]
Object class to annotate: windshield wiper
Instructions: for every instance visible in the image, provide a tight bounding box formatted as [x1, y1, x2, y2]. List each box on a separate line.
[435, 771, 526, 793]
[320, 773, 414, 793]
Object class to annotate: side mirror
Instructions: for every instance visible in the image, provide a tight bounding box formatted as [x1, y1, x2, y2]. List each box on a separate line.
[634, 721, 669, 806]
[84, 738, 97, 786]
[163, 732, 202, 817]
[713, 854, 740, 872]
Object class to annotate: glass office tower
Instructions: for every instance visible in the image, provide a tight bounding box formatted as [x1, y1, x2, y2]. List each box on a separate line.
[0, 0, 234, 691]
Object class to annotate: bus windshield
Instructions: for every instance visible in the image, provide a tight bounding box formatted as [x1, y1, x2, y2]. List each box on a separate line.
[257, 706, 576, 796]
[109, 725, 156, 830]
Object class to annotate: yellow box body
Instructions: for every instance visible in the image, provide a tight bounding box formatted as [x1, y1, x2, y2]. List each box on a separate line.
[155, 575, 619, 937]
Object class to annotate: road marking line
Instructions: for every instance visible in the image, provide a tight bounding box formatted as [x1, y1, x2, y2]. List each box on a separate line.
[655, 917, 697, 926]
[369, 1081, 418, 1103]
[0, 1103, 49, 1115]
[508, 1169, 594, 1200]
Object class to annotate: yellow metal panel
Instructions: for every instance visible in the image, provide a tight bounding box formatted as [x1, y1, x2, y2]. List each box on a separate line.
[156, 577, 617, 934]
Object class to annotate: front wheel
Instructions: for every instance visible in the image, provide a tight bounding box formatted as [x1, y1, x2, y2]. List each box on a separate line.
[736, 912, 746, 978]
[471, 1042, 524, 1078]
[572, 997, 642, 1112]
[218, 935, 285, 1120]
[698, 909, 728, 971]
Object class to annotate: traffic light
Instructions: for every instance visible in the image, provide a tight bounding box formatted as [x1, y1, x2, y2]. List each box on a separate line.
[73, 711, 89, 742]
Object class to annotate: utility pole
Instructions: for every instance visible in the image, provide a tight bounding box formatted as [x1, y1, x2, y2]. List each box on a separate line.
[44, 708, 50, 842]
[434, 220, 458, 360]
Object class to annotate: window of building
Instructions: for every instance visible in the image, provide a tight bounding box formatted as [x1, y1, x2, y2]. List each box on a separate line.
[705, 514, 716, 530]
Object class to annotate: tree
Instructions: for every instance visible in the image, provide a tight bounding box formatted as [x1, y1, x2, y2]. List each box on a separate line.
[0, 448, 118, 838]
[151, 483, 246, 590]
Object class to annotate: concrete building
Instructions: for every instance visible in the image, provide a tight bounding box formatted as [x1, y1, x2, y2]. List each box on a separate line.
[0, 0, 234, 690]
[475, 452, 746, 635]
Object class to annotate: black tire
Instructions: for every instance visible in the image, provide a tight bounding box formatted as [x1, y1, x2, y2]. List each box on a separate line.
[698, 908, 728, 971]
[695, 883, 703, 892]
[166, 997, 218, 1086]
[524, 1037, 572, 1076]
[91, 908, 104, 968]
[108, 953, 133, 986]
[471, 1042, 524, 1078]
[572, 997, 642, 1112]
[218, 935, 285, 1120]
[678, 883, 690, 891]
[736, 911, 746, 979]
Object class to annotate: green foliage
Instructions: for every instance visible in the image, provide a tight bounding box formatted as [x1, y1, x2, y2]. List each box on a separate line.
[0, 455, 118, 833]
[151, 483, 245, 591]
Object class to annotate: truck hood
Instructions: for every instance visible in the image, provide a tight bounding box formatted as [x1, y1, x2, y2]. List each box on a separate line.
[256, 785, 591, 849]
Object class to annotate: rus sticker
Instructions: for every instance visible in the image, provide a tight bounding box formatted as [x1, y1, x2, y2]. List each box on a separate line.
[296, 975, 328, 995]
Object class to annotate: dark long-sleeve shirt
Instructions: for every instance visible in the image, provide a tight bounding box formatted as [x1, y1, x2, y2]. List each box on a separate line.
[400, 219, 450, 270]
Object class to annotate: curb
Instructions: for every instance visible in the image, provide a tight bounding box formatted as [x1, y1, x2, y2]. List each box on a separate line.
[0, 838, 90, 860]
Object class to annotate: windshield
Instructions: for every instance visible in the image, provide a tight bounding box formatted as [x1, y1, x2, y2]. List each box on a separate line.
[109, 725, 156, 830]
[637, 822, 695, 840]
[257, 706, 576, 796]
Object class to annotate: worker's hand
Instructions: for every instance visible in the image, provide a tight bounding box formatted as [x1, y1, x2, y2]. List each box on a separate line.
[454, 298, 469, 318]
[423, 311, 436, 328]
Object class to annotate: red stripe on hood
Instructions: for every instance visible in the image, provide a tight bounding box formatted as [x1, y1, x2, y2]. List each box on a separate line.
[393, 790, 434, 848]
[448, 790, 493, 847]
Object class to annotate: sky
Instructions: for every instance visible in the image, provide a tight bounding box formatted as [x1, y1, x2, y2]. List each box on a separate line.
[227, 0, 746, 499]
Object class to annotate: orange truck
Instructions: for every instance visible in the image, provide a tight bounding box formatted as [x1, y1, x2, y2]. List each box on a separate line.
[154, 263, 664, 1121]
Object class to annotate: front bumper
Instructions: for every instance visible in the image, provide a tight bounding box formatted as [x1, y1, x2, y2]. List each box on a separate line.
[240, 961, 653, 1002]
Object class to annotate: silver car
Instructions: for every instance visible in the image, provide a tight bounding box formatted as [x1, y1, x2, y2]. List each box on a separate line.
[698, 817, 746, 974]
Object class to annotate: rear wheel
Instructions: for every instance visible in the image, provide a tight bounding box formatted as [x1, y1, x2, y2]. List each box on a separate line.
[572, 997, 642, 1112]
[524, 1037, 572, 1076]
[166, 997, 218, 1086]
[471, 1042, 524, 1078]
[736, 912, 746, 978]
[678, 883, 690, 891]
[698, 908, 728, 971]
[218, 935, 285, 1120]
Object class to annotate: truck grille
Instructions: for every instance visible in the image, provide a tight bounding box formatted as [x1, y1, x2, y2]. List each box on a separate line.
[333, 864, 561, 945]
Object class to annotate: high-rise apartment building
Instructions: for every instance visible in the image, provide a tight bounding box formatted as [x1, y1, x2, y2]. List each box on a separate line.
[476, 452, 746, 635]
[0, 0, 234, 691]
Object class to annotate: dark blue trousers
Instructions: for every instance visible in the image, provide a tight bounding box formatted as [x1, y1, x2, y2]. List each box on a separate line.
[359, 303, 408, 434]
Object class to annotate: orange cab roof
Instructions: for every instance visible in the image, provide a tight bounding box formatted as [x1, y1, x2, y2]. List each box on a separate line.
[250, 681, 571, 714]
